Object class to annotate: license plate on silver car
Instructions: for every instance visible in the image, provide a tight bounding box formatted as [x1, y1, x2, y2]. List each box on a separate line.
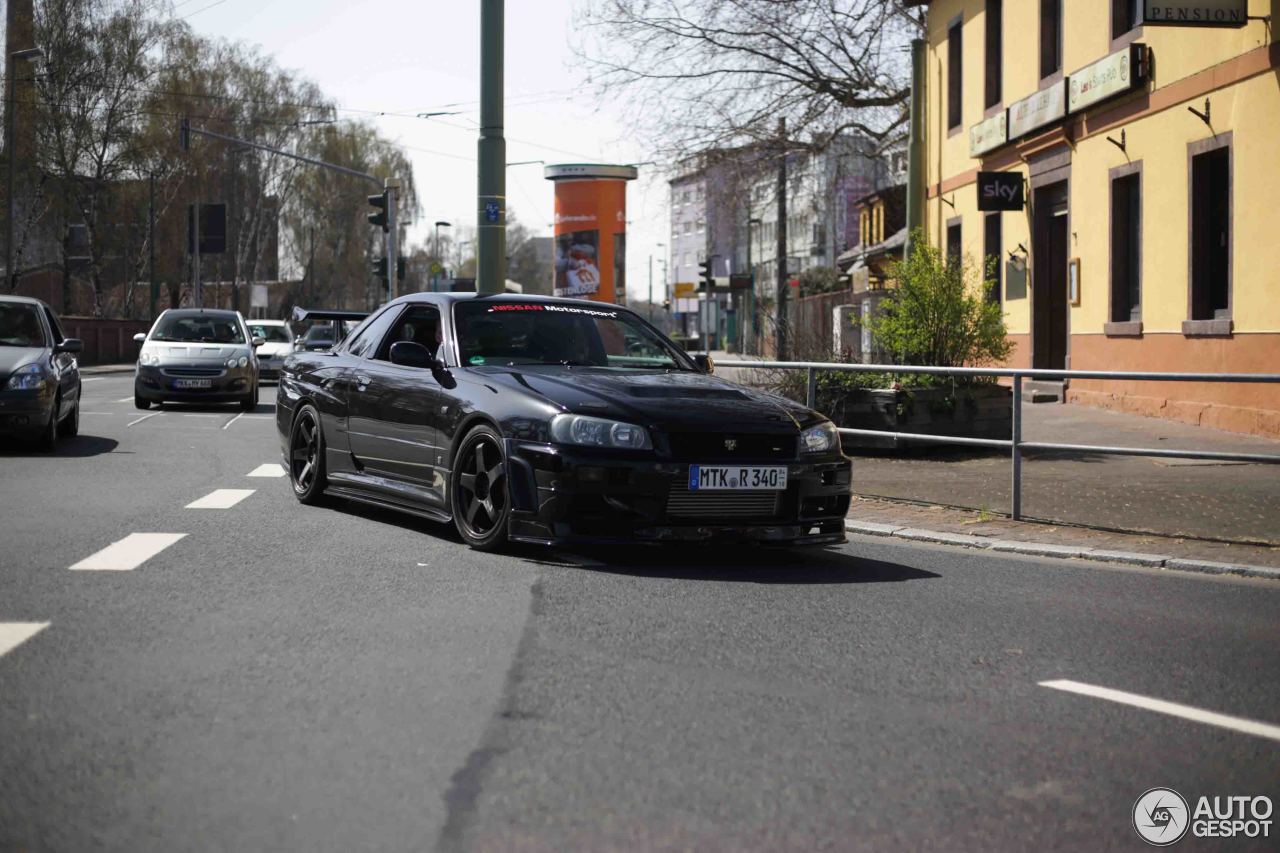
[688, 465, 787, 491]
[173, 378, 212, 389]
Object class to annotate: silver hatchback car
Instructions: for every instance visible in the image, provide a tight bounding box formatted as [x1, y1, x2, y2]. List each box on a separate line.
[133, 308, 262, 410]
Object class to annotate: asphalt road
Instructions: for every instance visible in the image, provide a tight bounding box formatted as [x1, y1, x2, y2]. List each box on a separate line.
[2, 373, 1277, 851]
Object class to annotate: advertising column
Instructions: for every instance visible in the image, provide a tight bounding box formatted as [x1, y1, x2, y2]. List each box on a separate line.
[544, 164, 638, 304]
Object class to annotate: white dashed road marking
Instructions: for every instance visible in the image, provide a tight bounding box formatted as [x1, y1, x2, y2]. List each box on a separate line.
[0, 622, 50, 659]
[127, 412, 160, 427]
[185, 489, 255, 509]
[115, 397, 134, 402]
[70, 533, 187, 571]
[1040, 679, 1280, 743]
[222, 412, 245, 430]
[247, 464, 286, 478]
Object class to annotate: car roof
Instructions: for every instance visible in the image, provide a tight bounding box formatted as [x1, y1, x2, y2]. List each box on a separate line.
[160, 308, 241, 319]
[248, 318, 287, 325]
[0, 294, 50, 308]
[391, 292, 637, 313]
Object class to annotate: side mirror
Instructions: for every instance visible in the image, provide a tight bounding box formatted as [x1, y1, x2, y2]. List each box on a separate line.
[133, 332, 147, 344]
[55, 338, 84, 354]
[252, 336, 266, 348]
[389, 340, 440, 370]
[692, 353, 714, 374]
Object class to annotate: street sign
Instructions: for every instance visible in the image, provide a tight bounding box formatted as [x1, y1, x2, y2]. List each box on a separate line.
[484, 201, 500, 222]
[729, 273, 753, 291]
[674, 282, 695, 298]
[977, 172, 1025, 211]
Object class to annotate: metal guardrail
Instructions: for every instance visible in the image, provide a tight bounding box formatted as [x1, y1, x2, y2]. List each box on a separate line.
[716, 359, 1280, 520]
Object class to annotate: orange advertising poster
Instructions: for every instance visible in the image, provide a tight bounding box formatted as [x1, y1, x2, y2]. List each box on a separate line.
[547, 165, 636, 305]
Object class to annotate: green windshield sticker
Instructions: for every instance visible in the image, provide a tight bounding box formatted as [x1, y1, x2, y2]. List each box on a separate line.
[469, 355, 486, 365]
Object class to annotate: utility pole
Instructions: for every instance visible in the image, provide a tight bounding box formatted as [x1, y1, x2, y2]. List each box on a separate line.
[476, 0, 506, 294]
[775, 117, 789, 361]
[192, 201, 202, 308]
[905, 38, 926, 258]
[148, 172, 157, 319]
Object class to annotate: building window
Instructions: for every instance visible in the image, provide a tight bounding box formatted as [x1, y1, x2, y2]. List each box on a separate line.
[983, 212, 1001, 304]
[1110, 170, 1141, 322]
[985, 0, 1002, 109]
[947, 19, 963, 130]
[1189, 144, 1231, 321]
[1111, 0, 1141, 39]
[946, 220, 962, 267]
[1039, 0, 1061, 80]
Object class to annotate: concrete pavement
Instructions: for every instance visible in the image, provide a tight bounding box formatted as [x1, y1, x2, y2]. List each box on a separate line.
[2, 373, 1278, 851]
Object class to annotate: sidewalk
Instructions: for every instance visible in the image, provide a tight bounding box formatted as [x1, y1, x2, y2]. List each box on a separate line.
[79, 363, 135, 375]
[845, 402, 1280, 545]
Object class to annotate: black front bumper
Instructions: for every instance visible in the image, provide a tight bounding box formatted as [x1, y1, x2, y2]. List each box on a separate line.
[504, 440, 852, 546]
[136, 367, 252, 403]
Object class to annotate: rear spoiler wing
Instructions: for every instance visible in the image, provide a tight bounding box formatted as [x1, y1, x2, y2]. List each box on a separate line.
[290, 307, 370, 344]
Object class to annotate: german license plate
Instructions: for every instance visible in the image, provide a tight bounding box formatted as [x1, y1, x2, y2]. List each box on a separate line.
[173, 378, 212, 389]
[688, 465, 787, 491]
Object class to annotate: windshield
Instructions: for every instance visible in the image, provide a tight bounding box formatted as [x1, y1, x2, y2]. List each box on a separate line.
[0, 303, 46, 348]
[151, 313, 246, 344]
[454, 301, 693, 370]
[303, 325, 334, 342]
[249, 323, 292, 343]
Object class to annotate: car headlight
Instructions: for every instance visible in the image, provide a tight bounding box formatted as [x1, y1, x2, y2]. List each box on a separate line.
[138, 350, 159, 367]
[226, 355, 249, 368]
[550, 414, 652, 450]
[4, 363, 48, 391]
[801, 421, 840, 454]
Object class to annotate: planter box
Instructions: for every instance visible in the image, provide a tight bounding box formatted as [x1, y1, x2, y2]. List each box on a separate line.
[821, 383, 1012, 450]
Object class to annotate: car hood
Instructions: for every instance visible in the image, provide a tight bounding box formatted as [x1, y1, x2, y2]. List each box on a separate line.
[476, 366, 816, 432]
[0, 346, 44, 379]
[256, 342, 293, 358]
[144, 343, 246, 363]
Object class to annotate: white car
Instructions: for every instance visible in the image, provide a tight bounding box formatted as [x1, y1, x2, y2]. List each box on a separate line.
[246, 319, 295, 381]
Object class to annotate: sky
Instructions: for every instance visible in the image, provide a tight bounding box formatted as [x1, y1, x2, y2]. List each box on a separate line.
[183, 0, 672, 302]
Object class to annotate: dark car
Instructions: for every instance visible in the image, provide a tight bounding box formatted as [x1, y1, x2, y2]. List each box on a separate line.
[133, 308, 262, 410]
[276, 293, 851, 551]
[0, 295, 83, 449]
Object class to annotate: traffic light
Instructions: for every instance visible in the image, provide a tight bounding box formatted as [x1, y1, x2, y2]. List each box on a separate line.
[662, 298, 671, 312]
[371, 256, 388, 282]
[698, 259, 713, 291]
[367, 191, 389, 232]
[396, 256, 406, 281]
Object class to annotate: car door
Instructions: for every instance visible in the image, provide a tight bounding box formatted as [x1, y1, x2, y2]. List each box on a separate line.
[347, 303, 449, 507]
[42, 306, 79, 419]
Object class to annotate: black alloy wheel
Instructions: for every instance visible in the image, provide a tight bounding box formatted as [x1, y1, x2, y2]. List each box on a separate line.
[59, 396, 79, 438]
[289, 404, 327, 504]
[451, 424, 510, 551]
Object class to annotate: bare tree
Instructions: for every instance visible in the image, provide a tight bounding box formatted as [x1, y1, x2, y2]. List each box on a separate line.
[574, 0, 922, 160]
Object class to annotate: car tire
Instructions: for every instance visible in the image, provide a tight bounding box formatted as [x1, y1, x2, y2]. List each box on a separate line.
[288, 403, 328, 505]
[450, 424, 511, 552]
[59, 396, 79, 438]
[134, 391, 151, 410]
[38, 397, 59, 452]
[240, 381, 258, 411]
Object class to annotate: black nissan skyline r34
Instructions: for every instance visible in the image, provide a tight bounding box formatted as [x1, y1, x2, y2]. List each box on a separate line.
[276, 293, 852, 551]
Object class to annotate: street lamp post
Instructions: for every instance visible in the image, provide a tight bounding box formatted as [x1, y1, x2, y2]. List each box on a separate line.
[5, 46, 44, 293]
[433, 220, 451, 291]
[651, 241, 665, 324]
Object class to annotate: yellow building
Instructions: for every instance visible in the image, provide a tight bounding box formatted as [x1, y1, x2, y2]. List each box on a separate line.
[914, 0, 1280, 437]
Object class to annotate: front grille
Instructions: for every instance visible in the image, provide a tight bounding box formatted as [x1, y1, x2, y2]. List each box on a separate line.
[162, 367, 222, 377]
[665, 480, 781, 519]
[666, 431, 796, 461]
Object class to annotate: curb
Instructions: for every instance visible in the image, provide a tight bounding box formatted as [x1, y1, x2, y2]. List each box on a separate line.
[844, 520, 1280, 580]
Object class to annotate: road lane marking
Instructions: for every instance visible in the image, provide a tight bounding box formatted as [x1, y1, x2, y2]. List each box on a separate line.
[0, 622, 50, 659]
[70, 533, 187, 571]
[115, 397, 134, 402]
[81, 411, 113, 415]
[80, 377, 105, 382]
[127, 412, 160, 427]
[183, 414, 221, 418]
[222, 412, 246, 429]
[185, 489, 255, 509]
[1039, 679, 1280, 743]
[247, 464, 285, 478]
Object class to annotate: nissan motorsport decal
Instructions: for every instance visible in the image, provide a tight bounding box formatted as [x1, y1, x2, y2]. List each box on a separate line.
[486, 304, 618, 318]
